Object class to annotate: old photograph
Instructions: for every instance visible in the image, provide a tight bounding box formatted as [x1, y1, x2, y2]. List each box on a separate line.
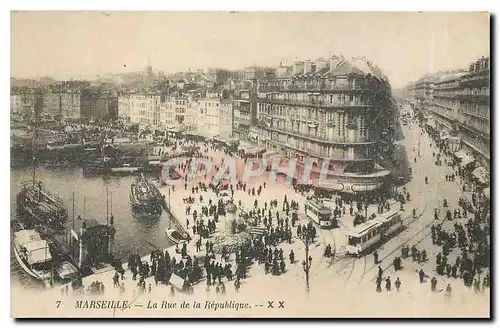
[10, 11, 490, 318]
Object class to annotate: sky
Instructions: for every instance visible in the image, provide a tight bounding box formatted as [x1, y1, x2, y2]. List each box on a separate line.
[11, 11, 490, 88]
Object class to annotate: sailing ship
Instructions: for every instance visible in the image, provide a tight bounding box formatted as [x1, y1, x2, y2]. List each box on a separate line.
[17, 182, 68, 231]
[15, 91, 68, 230]
[129, 174, 166, 219]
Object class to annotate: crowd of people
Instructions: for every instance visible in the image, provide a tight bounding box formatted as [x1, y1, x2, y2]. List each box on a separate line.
[372, 108, 491, 297]
[61, 117, 489, 303]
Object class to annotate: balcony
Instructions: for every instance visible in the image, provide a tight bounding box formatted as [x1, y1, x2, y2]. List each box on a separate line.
[264, 126, 374, 146]
[463, 111, 489, 122]
[258, 97, 371, 109]
[260, 112, 320, 123]
[265, 138, 374, 162]
[460, 74, 490, 84]
[258, 83, 371, 93]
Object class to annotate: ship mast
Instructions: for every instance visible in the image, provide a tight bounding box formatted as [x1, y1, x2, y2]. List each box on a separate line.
[31, 89, 42, 185]
[110, 192, 113, 217]
[83, 196, 86, 220]
[71, 191, 75, 249]
[106, 188, 109, 225]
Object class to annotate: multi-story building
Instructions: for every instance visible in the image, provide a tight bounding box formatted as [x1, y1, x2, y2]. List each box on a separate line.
[405, 56, 490, 174]
[196, 98, 221, 138]
[219, 100, 233, 141]
[45, 89, 93, 122]
[206, 68, 230, 85]
[118, 94, 132, 121]
[256, 56, 394, 193]
[184, 98, 198, 133]
[233, 83, 253, 140]
[123, 92, 163, 126]
[458, 57, 490, 171]
[229, 67, 276, 84]
[11, 91, 35, 117]
[10, 88, 44, 119]
[80, 92, 118, 120]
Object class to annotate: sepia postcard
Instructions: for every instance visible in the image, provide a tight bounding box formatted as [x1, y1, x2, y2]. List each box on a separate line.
[10, 11, 491, 318]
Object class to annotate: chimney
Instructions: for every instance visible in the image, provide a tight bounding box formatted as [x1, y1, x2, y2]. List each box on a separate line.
[315, 58, 327, 71]
[292, 61, 304, 75]
[304, 60, 313, 74]
[277, 66, 288, 77]
[329, 56, 341, 72]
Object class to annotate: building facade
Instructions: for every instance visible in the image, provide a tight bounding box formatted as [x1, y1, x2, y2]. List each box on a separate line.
[184, 98, 198, 133]
[10, 89, 44, 119]
[233, 84, 252, 140]
[256, 56, 394, 193]
[219, 100, 233, 141]
[45, 90, 93, 122]
[405, 56, 490, 173]
[458, 57, 490, 171]
[196, 98, 221, 138]
[118, 94, 132, 121]
[121, 92, 163, 126]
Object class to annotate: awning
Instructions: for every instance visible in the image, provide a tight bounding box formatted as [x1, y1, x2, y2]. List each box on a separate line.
[237, 143, 254, 151]
[460, 156, 475, 167]
[472, 166, 489, 184]
[246, 147, 265, 154]
[351, 183, 383, 192]
[454, 150, 468, 159]
[263, 151, 280, 159]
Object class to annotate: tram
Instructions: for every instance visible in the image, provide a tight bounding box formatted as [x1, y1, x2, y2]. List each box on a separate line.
[304, 198, 337, 229]
[345, 210, 403, 256]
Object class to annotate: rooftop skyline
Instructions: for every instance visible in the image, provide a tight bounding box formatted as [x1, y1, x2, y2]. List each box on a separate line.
[11, 11, 490, 88]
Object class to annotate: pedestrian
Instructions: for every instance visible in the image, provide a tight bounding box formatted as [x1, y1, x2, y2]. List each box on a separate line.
[234, 279, 240, 292]
[419, 269, 425, 283]
[376, 276, 382, 293]
[445, 284, 452, 298]
[385, 276, 391, 292]
[395, 278, 401, 291]
[373, 251, 379, 265]
[431, 277, 437, 292]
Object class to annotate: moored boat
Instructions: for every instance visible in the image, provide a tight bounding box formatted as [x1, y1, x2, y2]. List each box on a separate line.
[13, 229, 53, 282]
[130, 175, 166, 219]
[16, 181, 68, 230]
[165, 228, 189, 244]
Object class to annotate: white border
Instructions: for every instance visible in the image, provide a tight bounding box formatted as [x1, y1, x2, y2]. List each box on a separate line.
[2, 1, 497, 327]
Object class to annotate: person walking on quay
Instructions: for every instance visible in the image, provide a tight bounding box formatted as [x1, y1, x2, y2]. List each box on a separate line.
[373, 251, 379, 265]
[395, 278, 401, 292]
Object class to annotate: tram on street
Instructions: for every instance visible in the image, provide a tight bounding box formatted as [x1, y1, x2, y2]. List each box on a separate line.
[304, 198, 337, 229]
[345, 210, 403, 256]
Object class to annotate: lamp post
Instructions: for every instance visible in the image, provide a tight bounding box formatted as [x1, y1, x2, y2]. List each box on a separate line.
[301, 231, 313, 293]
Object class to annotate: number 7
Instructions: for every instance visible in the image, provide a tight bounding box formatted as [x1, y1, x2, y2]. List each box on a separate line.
[56, 301, 61, 308]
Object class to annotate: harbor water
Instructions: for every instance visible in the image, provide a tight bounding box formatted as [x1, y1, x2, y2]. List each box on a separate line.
[10, 165, 176, 287]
